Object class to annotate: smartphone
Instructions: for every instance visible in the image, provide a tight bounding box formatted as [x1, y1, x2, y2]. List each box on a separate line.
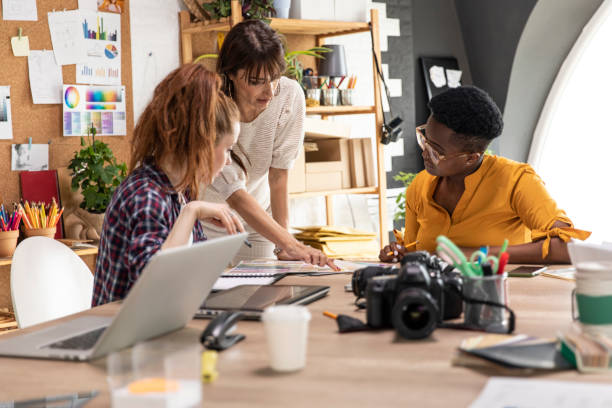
[508, 265, 547, 277]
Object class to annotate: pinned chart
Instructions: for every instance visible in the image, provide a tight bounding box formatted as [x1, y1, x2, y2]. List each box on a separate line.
[0, 87, 13, 140]
[63, 85, 126, 136]
[77, 11, 121, 85]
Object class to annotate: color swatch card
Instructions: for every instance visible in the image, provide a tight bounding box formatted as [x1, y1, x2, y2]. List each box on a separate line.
[0, 86, 13, 140]
[28, 51, 63, 104]
[76, 11, 121, 85]
[63, 85, 126, 136]
[47, 10, 88, 65]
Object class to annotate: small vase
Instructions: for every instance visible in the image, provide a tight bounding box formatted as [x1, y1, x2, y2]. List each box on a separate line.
[273, 0, 291, 18]
[0, 230, 19, 258]
[24, 226, 57, 239]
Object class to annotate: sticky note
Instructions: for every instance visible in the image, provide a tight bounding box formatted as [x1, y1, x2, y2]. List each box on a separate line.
[10, 36, 30, 57]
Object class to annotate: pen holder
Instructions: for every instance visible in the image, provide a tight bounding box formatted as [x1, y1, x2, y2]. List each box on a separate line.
[462, 273, 510, 333]
[24, 226, 56, 239]
[340, 89, 355, 106]
[0, 230, 19, 258]
[322, 88, 339, 106]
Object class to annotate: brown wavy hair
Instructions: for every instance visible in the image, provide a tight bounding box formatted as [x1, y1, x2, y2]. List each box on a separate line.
[130, 64, 238, 197]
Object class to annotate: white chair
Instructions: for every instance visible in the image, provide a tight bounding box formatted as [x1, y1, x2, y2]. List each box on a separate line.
[10, 237, 93, 328]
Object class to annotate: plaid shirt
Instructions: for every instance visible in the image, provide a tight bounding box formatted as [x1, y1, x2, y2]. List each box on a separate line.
[92, 162, 206, 306]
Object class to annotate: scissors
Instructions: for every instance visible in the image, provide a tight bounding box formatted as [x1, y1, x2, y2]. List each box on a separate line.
[469, 250, 499, 275]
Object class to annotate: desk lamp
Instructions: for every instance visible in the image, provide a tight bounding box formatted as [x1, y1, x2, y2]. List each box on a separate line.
[317, 44, 347, 88]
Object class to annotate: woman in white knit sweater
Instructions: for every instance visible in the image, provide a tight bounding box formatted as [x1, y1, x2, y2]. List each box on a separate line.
[201, 20, 337, 269]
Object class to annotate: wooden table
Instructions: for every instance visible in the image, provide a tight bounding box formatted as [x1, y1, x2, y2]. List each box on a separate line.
[0, 269, 609, 407]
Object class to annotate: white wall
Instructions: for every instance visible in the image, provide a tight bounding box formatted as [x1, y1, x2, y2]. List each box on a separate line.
[129, 0, 184, 123]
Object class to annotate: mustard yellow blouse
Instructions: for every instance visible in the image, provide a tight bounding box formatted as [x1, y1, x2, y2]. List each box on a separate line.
[400, 155, 590, 257]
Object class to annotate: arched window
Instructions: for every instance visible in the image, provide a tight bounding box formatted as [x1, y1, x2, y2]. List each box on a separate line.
[528, 0, 612, 241]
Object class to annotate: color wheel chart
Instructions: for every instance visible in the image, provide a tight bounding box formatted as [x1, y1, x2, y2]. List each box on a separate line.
[77, 11, 121, 86]
[63, 85, 126, 136]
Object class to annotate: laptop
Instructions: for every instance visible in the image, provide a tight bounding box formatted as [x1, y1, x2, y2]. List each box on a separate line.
[0, 233, 246, 361]
[195, 284, 330, 320]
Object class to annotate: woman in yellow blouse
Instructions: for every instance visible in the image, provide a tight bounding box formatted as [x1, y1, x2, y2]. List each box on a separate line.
[380, 86, 589, 264]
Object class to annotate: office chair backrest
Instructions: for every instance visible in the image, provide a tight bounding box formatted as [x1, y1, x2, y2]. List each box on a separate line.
[10, 237, 94, 328]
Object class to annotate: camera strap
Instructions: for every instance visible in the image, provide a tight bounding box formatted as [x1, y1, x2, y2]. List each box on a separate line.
[369, 28, 395, 125]
[440, 286, 516, 334]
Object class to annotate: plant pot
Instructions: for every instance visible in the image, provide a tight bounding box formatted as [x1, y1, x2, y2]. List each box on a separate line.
[24, 227, 57, 239]
[0, 230, 19, 258]
[73, 208, 105, 241]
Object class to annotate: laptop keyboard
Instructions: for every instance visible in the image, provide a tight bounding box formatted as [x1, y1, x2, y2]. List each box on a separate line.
[45, 327, 107, 350]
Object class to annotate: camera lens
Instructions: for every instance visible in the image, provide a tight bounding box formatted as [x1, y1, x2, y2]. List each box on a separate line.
[391, 288, 439, 339]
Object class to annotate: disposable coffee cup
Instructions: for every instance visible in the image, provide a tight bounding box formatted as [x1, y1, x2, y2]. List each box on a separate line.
[572, 261, 612, 333]
[262, 305, 311, 372]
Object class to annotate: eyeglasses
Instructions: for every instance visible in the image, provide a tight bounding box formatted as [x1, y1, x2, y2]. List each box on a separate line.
[248, 77, 281, 96]
[415, 125, 477, 164]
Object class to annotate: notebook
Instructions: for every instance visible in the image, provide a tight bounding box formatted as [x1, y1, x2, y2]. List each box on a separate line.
[20, 170, 64, 239]
[212, 272, 286, 291]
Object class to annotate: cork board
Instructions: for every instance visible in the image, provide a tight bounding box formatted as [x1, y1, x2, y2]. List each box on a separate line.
[0, 0, 134, 206]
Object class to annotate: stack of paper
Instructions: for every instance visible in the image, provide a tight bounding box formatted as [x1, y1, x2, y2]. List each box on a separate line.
[294, 225, 380, 259]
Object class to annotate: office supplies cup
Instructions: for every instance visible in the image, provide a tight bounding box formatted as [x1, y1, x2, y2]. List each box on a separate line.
[262, 305, 311, 372]
[572, 261, 612, 336]
[107, 342, 202, 408]
[0, 230, 19, 257]
[463, 273, 510, 333]
[303, 76, 322, 107]
[322, 88, 339, 106]
[340, 89, 355, 106]
[24, 226, 56, 239]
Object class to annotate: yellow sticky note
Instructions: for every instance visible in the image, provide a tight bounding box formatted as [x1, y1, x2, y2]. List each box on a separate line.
[11, 36, 30, 57]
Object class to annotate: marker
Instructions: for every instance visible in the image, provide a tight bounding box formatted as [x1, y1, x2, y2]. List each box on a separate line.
[497, 252, 509, 275]
[243, 239, 252, 248]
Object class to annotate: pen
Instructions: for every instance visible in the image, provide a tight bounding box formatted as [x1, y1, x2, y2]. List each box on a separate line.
[386, 240, 418, 256]
[244, 239, 252, 248]
[500, 238, 508, 255]
[7, 390, 99, 407]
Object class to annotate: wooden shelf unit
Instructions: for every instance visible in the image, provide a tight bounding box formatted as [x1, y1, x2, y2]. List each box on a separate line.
[179, 2, 389, 245]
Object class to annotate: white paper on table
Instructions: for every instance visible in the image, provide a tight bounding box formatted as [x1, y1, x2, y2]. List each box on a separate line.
[469, 377, 612, 408]
[0, 86, 13, 140]
[76, 11, 121, 85]
[2, 0, 37, 21]
[78, 0, 98, 11]
[11, 144, 49, 171]
[47, 10, 88, 65]
[28, 51, 63, 104]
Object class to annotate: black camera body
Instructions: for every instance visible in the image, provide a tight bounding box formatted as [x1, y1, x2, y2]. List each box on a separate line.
[381, 116, 404, 145]
[353, 251, 463, 339]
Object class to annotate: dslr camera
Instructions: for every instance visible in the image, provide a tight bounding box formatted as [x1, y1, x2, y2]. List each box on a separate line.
[380, 116, 404, 145]
[352, 251, 463, 339]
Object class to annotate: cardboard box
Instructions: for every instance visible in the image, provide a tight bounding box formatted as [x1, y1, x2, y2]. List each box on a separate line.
[349, 139, 365, 187]
[306, 161, 343, 173]
[305, 139, 351, 188]
[304, 118, 351, 139]
[306, 171, 343, 192]
[362, 138, 376, 187]
[288, 146, 306, 193]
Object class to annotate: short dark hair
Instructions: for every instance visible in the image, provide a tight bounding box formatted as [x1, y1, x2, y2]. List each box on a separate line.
[217, 20, 286, 96]
[428, 86, 503, 150]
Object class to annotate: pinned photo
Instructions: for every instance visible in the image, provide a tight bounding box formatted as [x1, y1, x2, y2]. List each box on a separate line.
[12, 143, 49, 171]
[97, 0, 123, 13]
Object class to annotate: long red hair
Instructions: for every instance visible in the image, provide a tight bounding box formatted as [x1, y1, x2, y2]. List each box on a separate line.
[130, 64, 238, 197]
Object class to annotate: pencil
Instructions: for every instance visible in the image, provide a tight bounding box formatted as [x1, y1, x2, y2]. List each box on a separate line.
[386, 240, 419, 256]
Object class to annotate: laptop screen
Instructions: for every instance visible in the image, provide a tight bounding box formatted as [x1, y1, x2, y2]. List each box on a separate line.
[201, 285, 328, 312]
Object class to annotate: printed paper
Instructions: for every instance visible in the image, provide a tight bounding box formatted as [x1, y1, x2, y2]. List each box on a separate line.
[429, 65, 446, 88]
[76, 11, 121, 85]
[48, 10, 88, 65]
[97, 0, 124, 14]
[2, 0, 37, 21]
[446, 69, 463, 88]
[63, 84, 126, 136]
[0, 86, 13, 140]
[11, 144, 49, 171]
[28, 51, 63, 104]
[78, 0, 98, 11]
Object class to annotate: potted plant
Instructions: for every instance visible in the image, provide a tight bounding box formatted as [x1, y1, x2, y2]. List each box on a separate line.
[67, 123, 126, 239]
[393, 171, 417, 221]
[198, 0, 275, 21]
